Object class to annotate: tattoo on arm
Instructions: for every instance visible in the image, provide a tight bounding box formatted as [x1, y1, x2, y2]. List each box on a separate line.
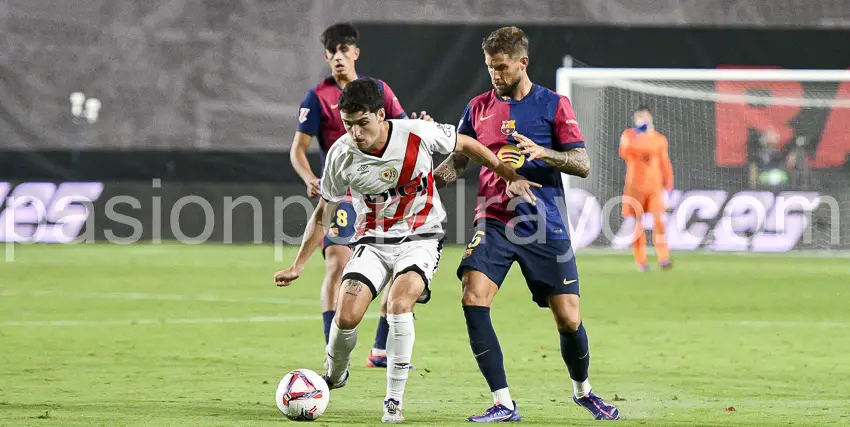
[434, 153, 471, 189]
[541, 147, 590, 178]
[343, 279, 365, 296]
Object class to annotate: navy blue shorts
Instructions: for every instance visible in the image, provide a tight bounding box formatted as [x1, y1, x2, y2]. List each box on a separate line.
[321, 201, 356, 257]
[457, 219, 580, 307]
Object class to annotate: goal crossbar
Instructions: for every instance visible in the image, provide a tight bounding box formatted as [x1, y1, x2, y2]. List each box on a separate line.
[557, 67, 850, 84]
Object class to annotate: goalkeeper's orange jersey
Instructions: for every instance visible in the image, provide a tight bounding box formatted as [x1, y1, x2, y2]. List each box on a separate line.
[619, 128, 674, 195]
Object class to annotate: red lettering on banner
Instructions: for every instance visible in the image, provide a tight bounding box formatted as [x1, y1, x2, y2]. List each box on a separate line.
[715, 66, 802, 166]
[811, 80, 850, 167]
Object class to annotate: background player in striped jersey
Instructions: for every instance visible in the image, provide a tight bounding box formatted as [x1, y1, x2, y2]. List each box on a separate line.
[434, 26, 620, 421]
[275, 78, 537, 422]
[289, 23, 430, 368]
[619, 106, 674, 272]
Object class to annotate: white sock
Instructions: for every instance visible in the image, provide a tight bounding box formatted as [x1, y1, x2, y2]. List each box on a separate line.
[385, 312, 415, 407]
[326, 321, 358, 383]
[492, 388, 514, 410]
[371, 348, 387, 357]
[572, 379, 592, 398]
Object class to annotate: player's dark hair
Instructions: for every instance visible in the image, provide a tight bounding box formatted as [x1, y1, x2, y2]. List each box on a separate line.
[634, 105, 652, 114]
[482, 26, 529, 58]
[321, 22, 359, 52]
[338, 78, 384, 115]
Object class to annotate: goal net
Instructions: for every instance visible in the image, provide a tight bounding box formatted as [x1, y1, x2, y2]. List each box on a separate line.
[557, 67, 850, 252]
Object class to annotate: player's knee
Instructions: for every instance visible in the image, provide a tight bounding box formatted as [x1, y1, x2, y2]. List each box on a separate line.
[386, 271, 424, 314]
[334, 279, 371, 328]
[460, 270, 497, 307]
[334, 309, 361, 329]
[324, 247, 350, 278]
[550, 294, 581, 332]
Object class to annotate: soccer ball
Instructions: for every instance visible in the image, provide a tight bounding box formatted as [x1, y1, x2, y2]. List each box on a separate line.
[275, 369, 330, 421]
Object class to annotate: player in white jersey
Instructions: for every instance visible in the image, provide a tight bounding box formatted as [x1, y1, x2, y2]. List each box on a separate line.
[274, 78, 539, 423]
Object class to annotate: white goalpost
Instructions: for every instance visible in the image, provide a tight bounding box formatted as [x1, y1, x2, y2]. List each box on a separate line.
[557, 65, 850, 252]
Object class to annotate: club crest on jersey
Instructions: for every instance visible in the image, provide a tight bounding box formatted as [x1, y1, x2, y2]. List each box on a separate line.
[298, 108, 310, 123]
[379, 167, 399, 183]
[500, 120, 516, 136]
[497, 144, 525, 169]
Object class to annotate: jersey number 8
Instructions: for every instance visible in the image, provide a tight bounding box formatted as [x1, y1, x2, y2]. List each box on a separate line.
[335, 208, 348, 227]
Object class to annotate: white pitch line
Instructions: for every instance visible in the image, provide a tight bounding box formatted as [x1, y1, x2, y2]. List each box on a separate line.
[737, 320, 850, 328]
[0, 290, 317, 305]
[0, 313, 379, 327]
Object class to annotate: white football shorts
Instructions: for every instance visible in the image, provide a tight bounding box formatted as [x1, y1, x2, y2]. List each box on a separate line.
[341, 238, 443, 304]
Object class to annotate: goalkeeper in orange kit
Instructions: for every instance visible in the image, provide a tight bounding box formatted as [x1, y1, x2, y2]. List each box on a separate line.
[619, 106, 673, 272]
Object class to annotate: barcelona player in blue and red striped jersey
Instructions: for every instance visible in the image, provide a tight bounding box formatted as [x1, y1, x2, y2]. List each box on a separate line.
[434, 27, 620, 421]
[290, 23, 427, 369]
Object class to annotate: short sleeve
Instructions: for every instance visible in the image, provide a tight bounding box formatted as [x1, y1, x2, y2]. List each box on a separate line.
[554, 96, 585, 150]
[379, 81, 407, 119]
[418, 121, 457, 155]
[319, 150, 349, 203]
[457, 103, 477, 138]
[297, 89, 322, 136]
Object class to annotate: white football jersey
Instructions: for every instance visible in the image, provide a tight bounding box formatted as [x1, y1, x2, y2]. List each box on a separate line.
[320, 119, 457, 242]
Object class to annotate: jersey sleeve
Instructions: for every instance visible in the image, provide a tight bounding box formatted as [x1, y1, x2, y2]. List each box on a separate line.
[319, 149, 349, 203]
[457, 103, 477, 138]
[296, 89, 321, 136]
[379, 81, 407, 119]
[554, 96, 585, 150]
[417, 120, 457, 155]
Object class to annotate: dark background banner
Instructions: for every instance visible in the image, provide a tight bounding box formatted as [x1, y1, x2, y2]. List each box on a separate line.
[4, 25, 850, 183]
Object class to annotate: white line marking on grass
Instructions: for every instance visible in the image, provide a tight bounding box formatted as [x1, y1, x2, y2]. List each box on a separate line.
[1, 313, 378, 327]
[0, 290, 317, 305]
[737, 320, 850, 328]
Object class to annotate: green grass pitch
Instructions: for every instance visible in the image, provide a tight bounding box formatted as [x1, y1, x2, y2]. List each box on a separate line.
[1, 243, 849, 426]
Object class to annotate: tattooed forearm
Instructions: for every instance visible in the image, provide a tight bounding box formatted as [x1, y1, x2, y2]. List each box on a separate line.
[540, 147, 590, 178]
[434, 153, 471, 189]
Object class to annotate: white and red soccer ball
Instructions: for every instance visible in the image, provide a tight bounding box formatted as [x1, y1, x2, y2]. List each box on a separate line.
[275, 369, 330, 421]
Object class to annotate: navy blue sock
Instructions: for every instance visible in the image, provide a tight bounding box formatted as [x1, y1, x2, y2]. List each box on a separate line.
[322, 310, 335, 345]
[560, 322, 590, 382]
[463, 305, 508, 392]
[373, 316, 389, 350]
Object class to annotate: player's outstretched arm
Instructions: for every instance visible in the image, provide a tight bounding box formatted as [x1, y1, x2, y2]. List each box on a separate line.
[290, 131, 321, 197]
[661, 138, 674, 191]
[434, 153, 470, 189]
[274, 199, 336, 287]
[514, 133, 590, 178]
[455, 134, 541, 204]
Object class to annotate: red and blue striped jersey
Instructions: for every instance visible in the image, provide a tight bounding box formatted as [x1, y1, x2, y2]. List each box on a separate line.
[458, 84, 584, 240]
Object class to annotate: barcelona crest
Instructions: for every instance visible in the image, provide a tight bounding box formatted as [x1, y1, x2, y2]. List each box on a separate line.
[500, 120, 516, 136]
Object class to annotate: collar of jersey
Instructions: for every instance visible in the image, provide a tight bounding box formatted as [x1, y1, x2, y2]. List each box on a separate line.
[328, 72, 368, 90]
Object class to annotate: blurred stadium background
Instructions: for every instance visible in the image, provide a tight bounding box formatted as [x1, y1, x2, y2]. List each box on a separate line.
[3, 1, 850, 426]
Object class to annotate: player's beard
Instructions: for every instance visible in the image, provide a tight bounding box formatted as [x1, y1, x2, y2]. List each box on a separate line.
[494, 77, 521, 98]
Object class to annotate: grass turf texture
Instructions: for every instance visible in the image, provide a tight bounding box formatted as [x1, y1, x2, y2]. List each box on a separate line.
[1, 243, 849, 426]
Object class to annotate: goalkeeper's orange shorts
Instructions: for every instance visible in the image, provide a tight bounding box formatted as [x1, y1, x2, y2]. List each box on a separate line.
[622, 191, 665, 217]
